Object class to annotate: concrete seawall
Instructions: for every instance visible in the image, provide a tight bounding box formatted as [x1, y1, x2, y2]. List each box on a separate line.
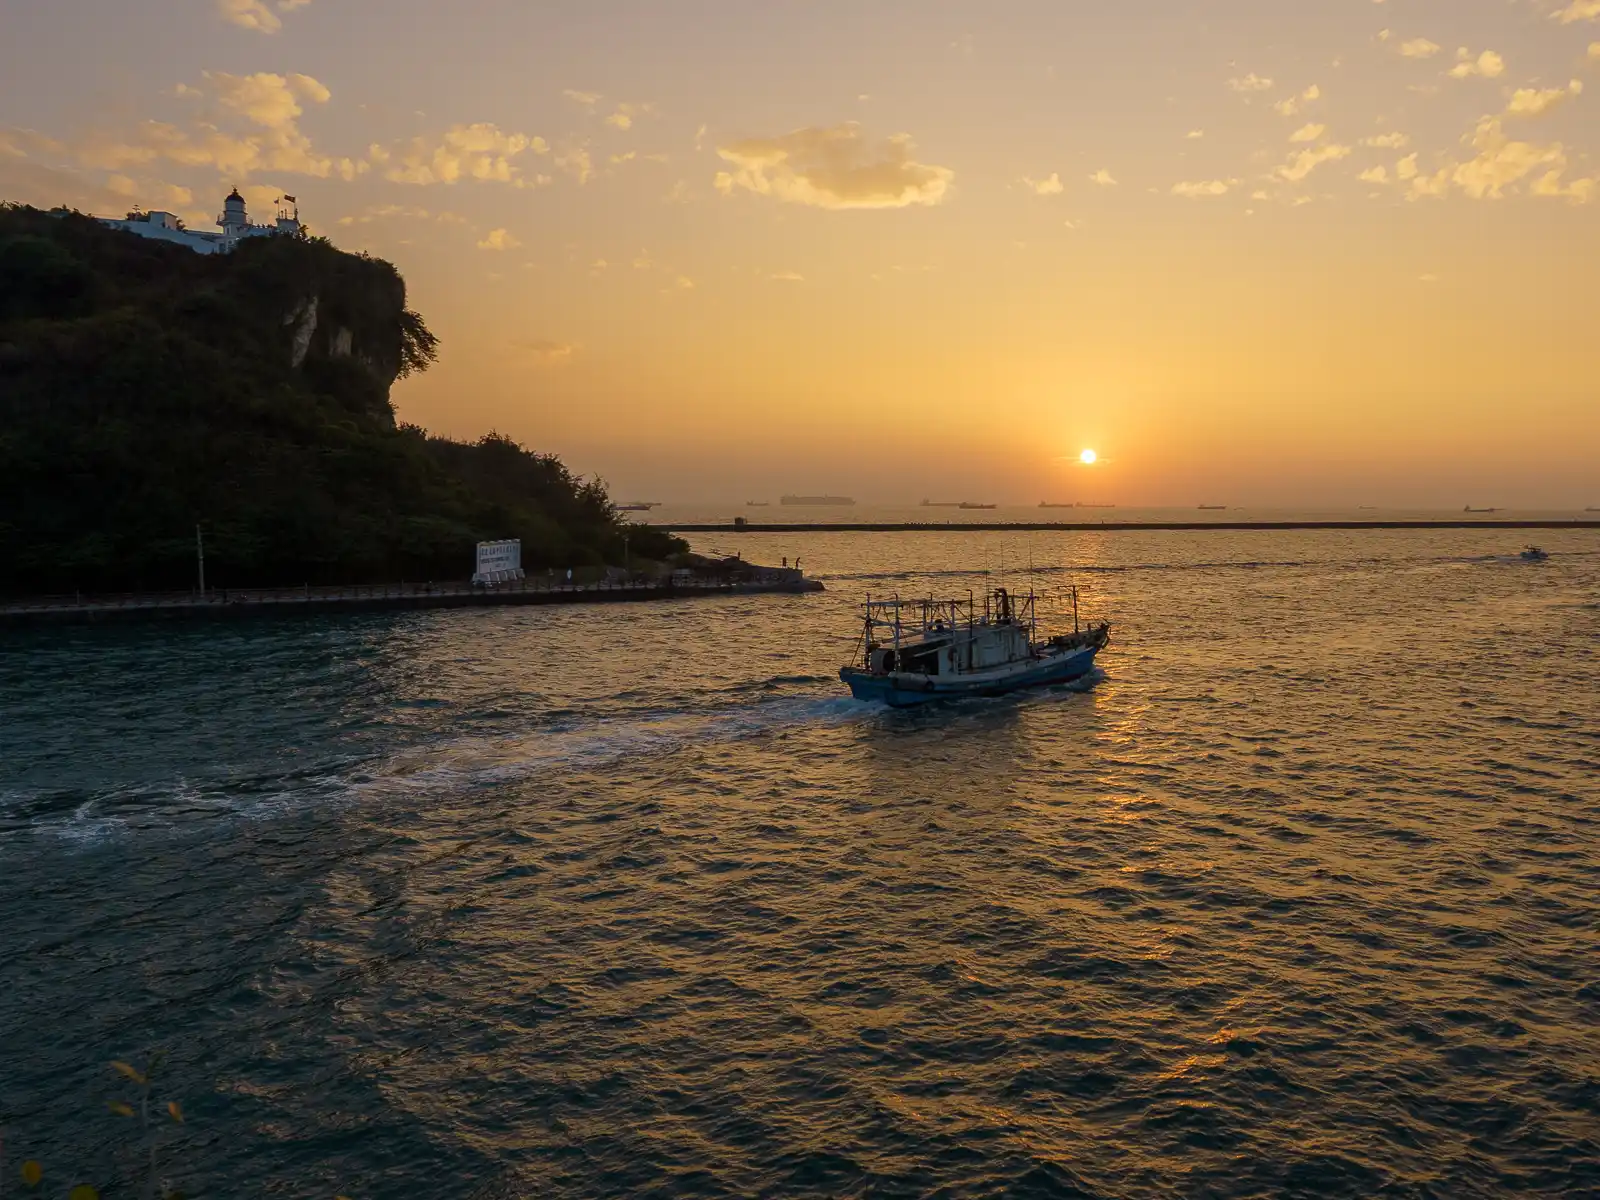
[663, 520, 1600, 534]
[0, 576, 825, 628]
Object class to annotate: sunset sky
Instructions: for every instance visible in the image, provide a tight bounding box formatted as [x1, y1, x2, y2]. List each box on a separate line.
[4, 0, 1598, 507]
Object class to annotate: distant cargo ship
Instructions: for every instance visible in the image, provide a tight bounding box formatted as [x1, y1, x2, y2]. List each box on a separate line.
[1039, 502, 1116, 509]
[959, 502, 997, 510]
[1464, 506, 1499, 513]
[616, 502, 660, 512]
[920, 500, 962, 508]
[1198, 505, 1227, 511]
[781, 495, 855, 506]
[746, 500, 770, 507]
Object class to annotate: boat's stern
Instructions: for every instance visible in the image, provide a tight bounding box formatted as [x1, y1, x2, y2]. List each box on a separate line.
[838, 667, 938, 707]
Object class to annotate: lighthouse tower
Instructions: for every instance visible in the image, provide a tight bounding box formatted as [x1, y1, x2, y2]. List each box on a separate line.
[220, 188, 248, 239]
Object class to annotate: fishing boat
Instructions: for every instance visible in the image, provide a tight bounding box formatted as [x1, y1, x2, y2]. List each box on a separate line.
[1520, 546, 1549, 561]
[840, 587, 1110, 707]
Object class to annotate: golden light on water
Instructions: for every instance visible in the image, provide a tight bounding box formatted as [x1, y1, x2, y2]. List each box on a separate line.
[1080, 449, 1098, 466]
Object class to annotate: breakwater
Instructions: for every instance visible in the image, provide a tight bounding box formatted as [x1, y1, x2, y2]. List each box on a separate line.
[0, 573, 823, 627]
[664, 519, 1600, 533]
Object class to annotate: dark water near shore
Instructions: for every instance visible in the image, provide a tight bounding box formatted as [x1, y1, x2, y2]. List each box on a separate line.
[3, 530, 1598, 1198]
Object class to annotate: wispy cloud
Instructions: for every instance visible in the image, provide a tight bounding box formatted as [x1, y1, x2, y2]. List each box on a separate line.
[1274, 84, 1321, 116]
[217, 0, 311, 34]
[1290, 123, 1326, 143]
[70, 71, 363, 181]
[714, 123, 953, 210]
[477, 228, 520, 250]
[1171, 179, 1234, 197]
[1448, 49, 1505, 79]
[1505, 80, 1583, 117]
[380, 123, 547, 185]
[1088, 168, 1117, 186]
[1275, 144, 1352, 182]
[1228, 73, 1274, 92]
[518, 338, 578, 366]
[1021, 172, 1064, 195]
[1554, 0, 1600, 24]
[1398, 38, 1442, 59]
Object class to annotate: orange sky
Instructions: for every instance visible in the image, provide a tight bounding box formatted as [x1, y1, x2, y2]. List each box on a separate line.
[3, 0, 1598, 506]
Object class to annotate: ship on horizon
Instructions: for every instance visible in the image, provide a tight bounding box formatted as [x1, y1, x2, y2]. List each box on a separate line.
[781, 494, 855, 506]
[615, 501, 660, 512]
[1040, 502, 1116, 509]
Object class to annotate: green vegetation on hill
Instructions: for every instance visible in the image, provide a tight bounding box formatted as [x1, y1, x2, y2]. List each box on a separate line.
[0, 204, 682, 594]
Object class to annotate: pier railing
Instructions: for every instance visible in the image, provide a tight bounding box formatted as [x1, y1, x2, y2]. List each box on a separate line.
[0, 569, 815, 619]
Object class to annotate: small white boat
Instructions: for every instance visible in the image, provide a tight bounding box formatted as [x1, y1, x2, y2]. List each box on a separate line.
[1520, 546, 1549, 561]
[840, 587, 1109, 707]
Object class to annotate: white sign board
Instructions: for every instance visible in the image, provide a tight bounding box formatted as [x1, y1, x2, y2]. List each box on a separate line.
[474, 539, 524, 584]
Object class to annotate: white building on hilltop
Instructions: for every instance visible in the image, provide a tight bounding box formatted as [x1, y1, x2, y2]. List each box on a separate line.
[94, 188, 303, 255]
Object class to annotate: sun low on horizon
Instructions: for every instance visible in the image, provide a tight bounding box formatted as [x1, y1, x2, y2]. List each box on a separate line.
[3, 0, 1598, 508]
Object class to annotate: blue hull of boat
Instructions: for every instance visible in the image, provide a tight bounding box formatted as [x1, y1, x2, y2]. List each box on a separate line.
[840, 646, 1101, 708]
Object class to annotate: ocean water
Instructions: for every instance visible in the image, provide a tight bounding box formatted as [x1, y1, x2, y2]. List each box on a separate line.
[2, 529, 1597, 1198]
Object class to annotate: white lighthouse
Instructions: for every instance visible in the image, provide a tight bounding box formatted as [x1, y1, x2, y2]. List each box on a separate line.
[220, 188, 249, 239]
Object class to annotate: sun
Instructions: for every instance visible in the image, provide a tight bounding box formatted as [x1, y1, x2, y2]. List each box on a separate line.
[1079, 448, 1098, 465]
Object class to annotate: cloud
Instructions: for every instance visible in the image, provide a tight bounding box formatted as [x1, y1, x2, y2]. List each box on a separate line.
[1362, 131, 1411, 149]
[1448, 50, 1505, 79]
[770, 271, 805, 281]
[662, 179, 691, 203]
[217, 0, 311, 34]
[1591, 42, 1600, 59]
[1088, 168, 1117, 186]
[1531, 170, 1596, 202]
[562, 90, 601, 107]
[383, 123, 547, 185]
[1171, 179, 1233, 197]
[602, 102, 651, 131]
[1022, 172, 1064, 195]
[207, 71, 328, 128]
[1275, 143, 1352, 182]
[106, 174, 195, 213]
[1399, 38, 1442, 58]
[477, 228, 520, 250]
[1401, 113, 1592, 202]
[1290, 123, 1326, 143]
[1186, 129, 1205, 139]
[714, 123, 953, 210]
[518, 338, 577, 366]
[1554, 0, 1600, 23]
[336, 204, 461, 225]
[68, 71, 360, 181]
[1505, 80, 1584, 117]
[1228, 73, 1274, 92]
[556, 145, 593, 183]
[1359, 165, 1389, 184]
[1274, 84, 1321, 116]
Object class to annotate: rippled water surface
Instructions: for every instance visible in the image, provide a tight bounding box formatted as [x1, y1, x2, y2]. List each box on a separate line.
[3, 530, 1598, 1198]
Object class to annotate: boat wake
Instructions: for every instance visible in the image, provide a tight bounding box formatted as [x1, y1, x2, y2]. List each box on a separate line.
[1, 693, 875, 843]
